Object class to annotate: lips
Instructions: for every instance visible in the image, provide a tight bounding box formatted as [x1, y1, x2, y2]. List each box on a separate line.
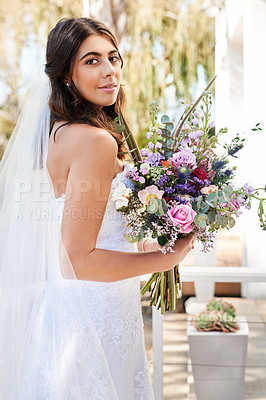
[98, 83, 117, 89]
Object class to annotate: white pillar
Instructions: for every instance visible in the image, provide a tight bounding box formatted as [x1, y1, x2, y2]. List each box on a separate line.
[241, 0, 266, 297]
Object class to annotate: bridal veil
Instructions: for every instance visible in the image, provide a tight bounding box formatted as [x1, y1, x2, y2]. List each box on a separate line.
[0, 69, 119, 399]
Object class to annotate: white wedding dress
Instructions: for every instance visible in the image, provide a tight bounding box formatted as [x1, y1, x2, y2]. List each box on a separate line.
[19, 162, 154, 400]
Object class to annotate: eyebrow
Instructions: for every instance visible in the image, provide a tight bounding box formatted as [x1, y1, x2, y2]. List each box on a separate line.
[79, 49, 119, 62]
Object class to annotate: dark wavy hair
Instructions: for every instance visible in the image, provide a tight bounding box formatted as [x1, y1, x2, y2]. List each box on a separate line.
[45, 17, 126, 159]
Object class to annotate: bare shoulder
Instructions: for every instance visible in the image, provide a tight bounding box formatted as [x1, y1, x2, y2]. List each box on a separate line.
[59, 123, 118, 163]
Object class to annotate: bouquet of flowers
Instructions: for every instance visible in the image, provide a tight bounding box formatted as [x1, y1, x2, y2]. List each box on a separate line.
[113, 77, 266, 314]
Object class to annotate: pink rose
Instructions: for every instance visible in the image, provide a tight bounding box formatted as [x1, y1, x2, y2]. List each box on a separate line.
[167, 203, 196, 233]
[170, 149, 196, 169]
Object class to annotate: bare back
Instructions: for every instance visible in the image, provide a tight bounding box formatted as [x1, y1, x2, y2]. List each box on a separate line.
[46, 122, 124, 198]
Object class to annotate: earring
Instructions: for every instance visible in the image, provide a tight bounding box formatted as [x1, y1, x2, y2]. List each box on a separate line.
[66, 82, 70, 87]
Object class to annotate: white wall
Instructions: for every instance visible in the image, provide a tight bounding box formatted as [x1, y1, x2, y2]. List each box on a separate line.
[215, 0, 266, 297]
[241, 0, 266, 297]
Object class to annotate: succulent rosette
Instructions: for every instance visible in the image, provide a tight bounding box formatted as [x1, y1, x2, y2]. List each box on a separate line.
[114, 86, 266, 313]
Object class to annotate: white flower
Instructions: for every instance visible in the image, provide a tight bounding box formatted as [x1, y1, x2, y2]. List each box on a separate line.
[140, 162, 150, 174]
[111, 182, 132, 210]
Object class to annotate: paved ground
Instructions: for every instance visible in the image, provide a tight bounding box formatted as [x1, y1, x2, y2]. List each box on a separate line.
[143, 298, 266, 400]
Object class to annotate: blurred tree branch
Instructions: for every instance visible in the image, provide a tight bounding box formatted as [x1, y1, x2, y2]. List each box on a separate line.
[0, 0, 214, 156]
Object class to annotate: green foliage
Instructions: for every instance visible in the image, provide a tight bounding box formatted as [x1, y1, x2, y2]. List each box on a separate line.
[192, 186, 236, 231]
[159, 114, 174, 158]
[207, 298, 236, 317]
[124, 0, 215, 144]
[192, 298, 240, 333]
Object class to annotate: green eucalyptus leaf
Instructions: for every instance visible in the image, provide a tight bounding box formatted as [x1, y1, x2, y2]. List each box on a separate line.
[194, 213, 208, 225]
[213, 191, 219, 206]
[220, 217, 228, 228]
[215, 221, 221, 229]
[124, 234, 138, 243]
[218, 196, 227, 204]
[223, 186, 233, 198]
[198, 214, 208, 221]
[138, 230, 145, 242]
[227, 217, 235, 229]
[161, 198, 168, 213]
[158, 236, 168, 246]
[166, 122, 174, 131]
[192, 201, 198, 212]
[207, 192, 216, 202]
[155, 198, 165, 216]
[147, 197, 158, 213]
[207, 210, 216, 222]
[197, 195, 203, 209]
[201, 204, 210, 214]
[205, 200, 215, 208]
[198, 220, 207, 228]
[161, 115, 170, 124]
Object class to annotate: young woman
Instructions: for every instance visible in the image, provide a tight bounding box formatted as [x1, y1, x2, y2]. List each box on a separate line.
[0, 18, 194, 399]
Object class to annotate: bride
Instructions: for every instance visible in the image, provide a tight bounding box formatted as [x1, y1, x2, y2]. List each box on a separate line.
[0, 17, 194, 399]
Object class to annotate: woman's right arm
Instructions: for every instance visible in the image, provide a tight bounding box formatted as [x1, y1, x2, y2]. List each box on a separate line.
[60, 125, 194, 282]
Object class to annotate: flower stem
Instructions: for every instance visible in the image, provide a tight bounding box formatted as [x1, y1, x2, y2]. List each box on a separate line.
[160, 272, 165, 314]
[140, 272, 159, 295]
[167, 268, 176, 311]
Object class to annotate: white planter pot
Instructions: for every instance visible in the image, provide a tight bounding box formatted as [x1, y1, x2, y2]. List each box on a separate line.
[187, 316, 249, 400]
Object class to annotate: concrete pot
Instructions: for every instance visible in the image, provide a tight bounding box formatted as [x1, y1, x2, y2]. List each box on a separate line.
[187, 316, 249, 400]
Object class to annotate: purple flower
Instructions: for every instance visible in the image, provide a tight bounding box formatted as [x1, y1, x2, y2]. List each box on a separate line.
[192, 118, 201, 126]
[208, 121, 215, 128]
[148, 142, 154, 149]
[174, 183, 197, 197]
[156, 129, 162, 135]
[165, 187, 175, 194]
[146, 131, 152, 139]
[189, 130, 204, 140]
[140, 148, 149, 157]
[170, 149, 196, 169]
[155, 141, 162, 149]
[183, 122, 190, 130]
[149, 126, 155, 131]
[156, 175, 170, 188]
[180, 138, 191, 148]
[173, 196, 189, 204]
[243, 183, 254, 195]
[147, 152, 165, 166]
[194, 110, 201, 117]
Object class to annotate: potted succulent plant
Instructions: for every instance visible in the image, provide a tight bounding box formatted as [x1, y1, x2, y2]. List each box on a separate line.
[187, 298, 249, 400]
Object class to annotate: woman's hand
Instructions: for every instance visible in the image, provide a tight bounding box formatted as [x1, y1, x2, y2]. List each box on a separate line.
[138, 234, 195, 273]
[172, 233, 195, 265]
